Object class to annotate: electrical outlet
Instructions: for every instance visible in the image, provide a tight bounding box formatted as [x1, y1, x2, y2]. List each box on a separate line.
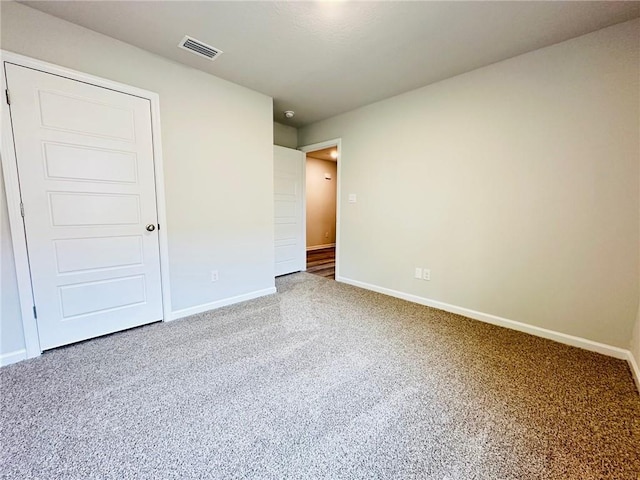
[325, 232, 329, 238]
[211, 270, 219, 282]
[414, 267, 422, 279]
[423, 269, 431, 281]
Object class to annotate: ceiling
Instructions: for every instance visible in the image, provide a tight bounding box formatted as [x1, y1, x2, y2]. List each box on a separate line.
[21, 1, 640, 128]
[307, 147, 338, 162]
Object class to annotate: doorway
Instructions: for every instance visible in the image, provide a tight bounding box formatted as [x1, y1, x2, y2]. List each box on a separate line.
[301, 142, 340, 280]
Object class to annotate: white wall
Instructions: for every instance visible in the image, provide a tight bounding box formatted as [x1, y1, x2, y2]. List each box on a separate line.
[299, 19, 640, 349]
[306, 157, 337, 248]
[274, 122, 297, 149]
[0, 165, 25, 358]
[0, 2, 275, 359]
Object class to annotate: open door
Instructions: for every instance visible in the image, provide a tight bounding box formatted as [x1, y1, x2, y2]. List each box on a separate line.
[273, 146, 305, 276]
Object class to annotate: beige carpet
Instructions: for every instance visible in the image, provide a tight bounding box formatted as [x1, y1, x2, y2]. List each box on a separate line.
[1, 272, 639, 479]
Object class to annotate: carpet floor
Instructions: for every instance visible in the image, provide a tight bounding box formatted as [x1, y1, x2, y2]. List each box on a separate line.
[1, 273, 639, 479]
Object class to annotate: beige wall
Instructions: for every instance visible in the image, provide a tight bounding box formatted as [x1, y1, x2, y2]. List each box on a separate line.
[274, 122, 297, 149]
[306, 157, 337, 248]
[299, 19, 640, 349]
[1, 2, 275, 358]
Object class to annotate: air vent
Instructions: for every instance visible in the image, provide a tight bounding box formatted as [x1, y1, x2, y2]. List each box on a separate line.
[178, 35, 223, 61]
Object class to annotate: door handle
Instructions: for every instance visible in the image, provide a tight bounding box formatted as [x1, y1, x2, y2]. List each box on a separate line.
[146, 224, 156, 232]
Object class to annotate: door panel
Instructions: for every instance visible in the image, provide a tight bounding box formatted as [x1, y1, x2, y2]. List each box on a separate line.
[48, 192, 141, 226]
[6, 64, 163, 350]
[54, 236, 143, 274]
[43, 142, 138, 184]
[38, 90, 135, 140]
[274, 146, 305, 276]
[59, 275, 146, 318]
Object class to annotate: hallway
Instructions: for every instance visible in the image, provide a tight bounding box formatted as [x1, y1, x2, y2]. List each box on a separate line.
[306, 247, 335, 280]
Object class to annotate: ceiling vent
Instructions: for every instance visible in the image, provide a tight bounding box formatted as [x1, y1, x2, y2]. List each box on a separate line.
[178, 35, 223, 61]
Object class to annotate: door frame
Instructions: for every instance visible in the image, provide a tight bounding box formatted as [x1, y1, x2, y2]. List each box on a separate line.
[1, 51, 172, 359]
[299, 139, 342, 279]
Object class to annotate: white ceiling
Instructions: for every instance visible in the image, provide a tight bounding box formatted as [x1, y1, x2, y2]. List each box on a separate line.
[307, 147, 338, 162]
[21, 1, 640, 127]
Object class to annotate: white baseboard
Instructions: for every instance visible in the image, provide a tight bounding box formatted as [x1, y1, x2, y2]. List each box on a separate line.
[169, 287, 277, 321]
[336, 276, 630, 360]
[627, 350, 640, 393]
[0, 349, 27, 367]
[307, 243, 336, 252]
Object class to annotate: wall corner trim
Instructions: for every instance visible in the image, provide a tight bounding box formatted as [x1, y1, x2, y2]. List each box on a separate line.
[169, 287, 277, 321]
[627, 350, 640, 394]
[0, 349, 27, 367]
[336, 276, 633, 362]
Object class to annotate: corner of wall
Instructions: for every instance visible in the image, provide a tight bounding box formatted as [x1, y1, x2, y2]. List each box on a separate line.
[273, 122, 298, 149]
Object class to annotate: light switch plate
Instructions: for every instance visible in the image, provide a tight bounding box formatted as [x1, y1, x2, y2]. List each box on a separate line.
[348, 193, 357, 203]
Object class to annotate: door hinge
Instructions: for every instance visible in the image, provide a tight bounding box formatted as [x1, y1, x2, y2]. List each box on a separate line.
[5, 89, 10, 105]
[20, 202, 24, 217]
[33, 305, 37, 319]
[157, 223, 160, 231]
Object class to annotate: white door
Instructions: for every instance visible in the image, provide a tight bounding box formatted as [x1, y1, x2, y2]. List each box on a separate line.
[274, 146, 305, 276]
[5, 64, 163, 350]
